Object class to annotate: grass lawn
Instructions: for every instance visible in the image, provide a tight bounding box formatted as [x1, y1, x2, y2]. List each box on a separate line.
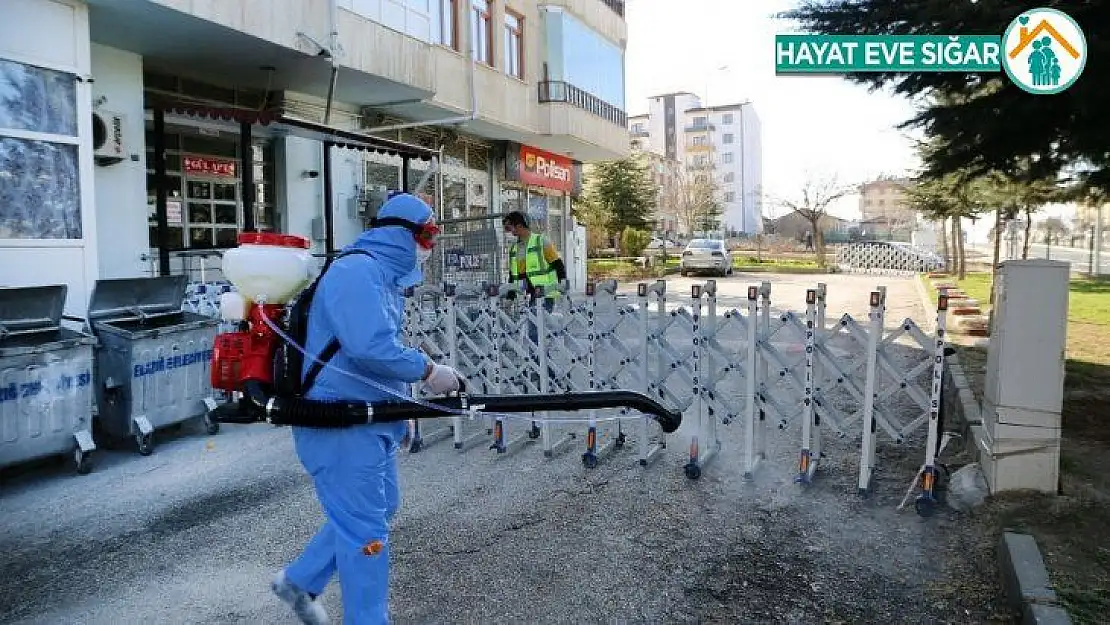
[924, 272, 1110, 623]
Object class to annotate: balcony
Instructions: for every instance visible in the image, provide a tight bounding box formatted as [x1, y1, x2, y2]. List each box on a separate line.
[684, 123, 715, 133]
[539, 81, 627, 128]
[600, 0, 625, 17]
[630, 128, 650, 138]
[686, 142, 714, 152]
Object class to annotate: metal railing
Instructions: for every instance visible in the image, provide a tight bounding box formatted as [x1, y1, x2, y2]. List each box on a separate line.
[538, 81, 627, 128]
[600, 0, 625, 17]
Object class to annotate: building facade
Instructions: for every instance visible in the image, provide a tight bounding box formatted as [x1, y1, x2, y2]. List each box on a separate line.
[1, 0, 629, 314]
[858, 177, 917, 239]
[627, 92, 762, 235]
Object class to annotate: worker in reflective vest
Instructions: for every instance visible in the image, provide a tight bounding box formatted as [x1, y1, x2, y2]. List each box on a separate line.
[502, 210, 567, 303]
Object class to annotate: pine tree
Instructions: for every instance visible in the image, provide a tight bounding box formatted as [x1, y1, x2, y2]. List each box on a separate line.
[781, 1, 1110, 193]
[583, 157, 658, 235]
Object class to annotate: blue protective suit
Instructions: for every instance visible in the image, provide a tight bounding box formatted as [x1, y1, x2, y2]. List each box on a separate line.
[283, 194, 433, 625]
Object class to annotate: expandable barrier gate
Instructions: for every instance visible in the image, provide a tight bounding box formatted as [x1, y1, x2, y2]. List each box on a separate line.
[184, 276, 950, 504]
[836, 242, 943, 275]
[404, 279, 951, 504]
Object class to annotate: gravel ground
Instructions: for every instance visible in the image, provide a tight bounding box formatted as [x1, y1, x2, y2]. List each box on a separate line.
[0, 272, 1007, 624]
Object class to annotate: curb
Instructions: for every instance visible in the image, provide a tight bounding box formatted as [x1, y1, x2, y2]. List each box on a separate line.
[1000, 532, 1074, 625]
[918, 275, 1074, 625]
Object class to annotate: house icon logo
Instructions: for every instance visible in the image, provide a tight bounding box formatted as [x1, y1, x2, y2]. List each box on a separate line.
[1001, 8, 1087, 94]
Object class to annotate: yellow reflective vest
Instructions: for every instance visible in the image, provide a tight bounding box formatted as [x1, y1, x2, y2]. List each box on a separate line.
[508, 233, 558, 295]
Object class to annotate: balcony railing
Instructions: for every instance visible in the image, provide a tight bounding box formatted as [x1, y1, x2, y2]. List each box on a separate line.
[538, 81, 628, 128]
[600, 0, 625, 17]
[684, 123, 714, 133]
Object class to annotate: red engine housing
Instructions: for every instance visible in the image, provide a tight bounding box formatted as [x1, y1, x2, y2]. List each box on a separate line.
[211, 303, 286, 391]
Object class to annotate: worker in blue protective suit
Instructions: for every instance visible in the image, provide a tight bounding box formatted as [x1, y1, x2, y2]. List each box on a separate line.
[271, 193, 463, 625]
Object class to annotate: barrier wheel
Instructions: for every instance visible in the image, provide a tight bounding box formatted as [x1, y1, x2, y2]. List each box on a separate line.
[615, 433, 627, 448]
[529, 425, 541, 439]
[74, 448, 93, 475]
[409, 438, 424, 454]
[136, 432, 154, 456]
[684, 462, 701, 480]
[203, 413, 220, 436]
[582, 453, 598, 469]
[914, 494, 937, 518]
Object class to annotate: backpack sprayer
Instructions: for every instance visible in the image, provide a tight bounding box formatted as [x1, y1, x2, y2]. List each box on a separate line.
[206, 230, 682, 434]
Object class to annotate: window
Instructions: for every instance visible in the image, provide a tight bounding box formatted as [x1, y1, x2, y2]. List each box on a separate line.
[722, 152, 734, 164]
[724, 192, 736, 202]
[722, 113, 734, 124]
[693, 155, 708, 167]
[631, 123, 644, 133]
[471, 0, 493, 66]
[542, 8, 626, 110]
[723, 172, 735, 183]
[723, 133, 734, 144]
[693, 116, 707, 127]
[440, 0, 460, 50]
[695, 174, 708, 185]
[692, 135, 707, 146]
[0, 59, 82, 240]
[503, 9, 523, 79]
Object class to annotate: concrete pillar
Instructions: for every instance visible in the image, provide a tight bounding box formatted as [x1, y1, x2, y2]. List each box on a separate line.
[977, 260, 1069, 493]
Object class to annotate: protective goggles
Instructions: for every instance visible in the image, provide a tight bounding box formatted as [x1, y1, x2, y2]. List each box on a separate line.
[371, 216, 441, 250]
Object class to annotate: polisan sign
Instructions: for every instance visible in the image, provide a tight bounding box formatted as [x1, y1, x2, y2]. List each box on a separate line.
[516, 144, 576, 192]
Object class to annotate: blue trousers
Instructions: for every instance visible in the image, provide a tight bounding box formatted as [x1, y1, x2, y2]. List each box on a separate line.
[285, 426, 401, 625]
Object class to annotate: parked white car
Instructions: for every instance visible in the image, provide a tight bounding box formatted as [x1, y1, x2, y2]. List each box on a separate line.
[680, 239, 733, 277]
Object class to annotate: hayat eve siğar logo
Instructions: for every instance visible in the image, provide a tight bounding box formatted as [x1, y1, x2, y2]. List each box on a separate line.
[1001, 7, 1087, 94]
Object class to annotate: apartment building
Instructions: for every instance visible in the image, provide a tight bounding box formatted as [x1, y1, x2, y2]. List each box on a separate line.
[1, 0, 628, 314]
[858, 177, 917, 238]
[627, 92, 762, 235]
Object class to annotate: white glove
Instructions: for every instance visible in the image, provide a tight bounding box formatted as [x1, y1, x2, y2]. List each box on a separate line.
[423, 363, 462, 395]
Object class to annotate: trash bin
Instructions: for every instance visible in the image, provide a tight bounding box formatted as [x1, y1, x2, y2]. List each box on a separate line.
[87, 275, 221, 455]
[0, 285, 98, 474]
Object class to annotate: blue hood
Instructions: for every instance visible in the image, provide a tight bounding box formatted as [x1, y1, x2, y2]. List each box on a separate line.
[344, 193, 433, 288]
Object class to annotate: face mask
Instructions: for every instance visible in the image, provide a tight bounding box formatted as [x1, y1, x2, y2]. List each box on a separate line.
[417, 247, 433, 265]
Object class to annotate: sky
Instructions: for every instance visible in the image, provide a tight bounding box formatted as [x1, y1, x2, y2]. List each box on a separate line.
[623, 0, 924, 221]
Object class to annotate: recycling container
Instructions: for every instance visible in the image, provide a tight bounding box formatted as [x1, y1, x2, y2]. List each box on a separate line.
[87, 276, 221, 455]
[0, 285, 97, 474]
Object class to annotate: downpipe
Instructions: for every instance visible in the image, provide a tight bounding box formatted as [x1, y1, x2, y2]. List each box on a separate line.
[211, 381, 682, 434]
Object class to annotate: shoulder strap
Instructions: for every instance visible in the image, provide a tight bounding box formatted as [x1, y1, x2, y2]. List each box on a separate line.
[300, 248, 375, 395]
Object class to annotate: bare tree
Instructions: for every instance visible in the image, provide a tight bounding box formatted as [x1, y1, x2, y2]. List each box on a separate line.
[770, 174, 855, 267]
[660, 165, 722, 237]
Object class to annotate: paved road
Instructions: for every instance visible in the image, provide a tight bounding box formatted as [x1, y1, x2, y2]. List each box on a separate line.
[0, 273, 1006, 624]
[970, 243, 1110, 274]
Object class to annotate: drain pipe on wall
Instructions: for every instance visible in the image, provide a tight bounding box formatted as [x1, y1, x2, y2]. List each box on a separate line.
[360, 3, 480, 133]
[323, 0, 340, 124]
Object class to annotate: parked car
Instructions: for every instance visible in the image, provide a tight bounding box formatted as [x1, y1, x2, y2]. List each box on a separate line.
[680, 239, 733, 277]
[646, 237, 680, 251]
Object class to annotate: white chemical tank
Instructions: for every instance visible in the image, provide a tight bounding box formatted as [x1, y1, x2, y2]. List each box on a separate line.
[221, 232, 314, 305]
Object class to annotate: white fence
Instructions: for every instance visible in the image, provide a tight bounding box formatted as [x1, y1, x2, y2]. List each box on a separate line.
[837, 242, 945, 275]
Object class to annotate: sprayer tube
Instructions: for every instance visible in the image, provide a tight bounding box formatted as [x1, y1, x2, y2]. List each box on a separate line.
[222, 381, 682, 433]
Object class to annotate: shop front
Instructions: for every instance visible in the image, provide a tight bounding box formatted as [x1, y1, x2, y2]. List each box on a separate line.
[501, 142, 583, 261]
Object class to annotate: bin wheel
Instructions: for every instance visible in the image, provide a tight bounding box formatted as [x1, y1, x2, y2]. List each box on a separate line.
[136, 432, 154, 456]
[203, 413, 220, 436]
[74, 448, 93, 475]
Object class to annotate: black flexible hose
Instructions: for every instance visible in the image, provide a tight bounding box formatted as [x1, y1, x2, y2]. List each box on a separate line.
[211, 381, 682, 433]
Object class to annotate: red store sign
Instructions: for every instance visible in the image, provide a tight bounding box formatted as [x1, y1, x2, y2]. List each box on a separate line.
[183, 155, 237, 178]
[517, 145, 575, 192]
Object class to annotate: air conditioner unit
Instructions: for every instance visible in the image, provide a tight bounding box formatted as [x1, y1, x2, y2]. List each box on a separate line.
[92, 109, 126, 164]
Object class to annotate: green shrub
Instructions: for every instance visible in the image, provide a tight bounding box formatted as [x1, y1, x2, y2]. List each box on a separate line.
[620, 227, 652, 257]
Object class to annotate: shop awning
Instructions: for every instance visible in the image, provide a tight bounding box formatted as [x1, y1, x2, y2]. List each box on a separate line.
[155, 100, 438, 161]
